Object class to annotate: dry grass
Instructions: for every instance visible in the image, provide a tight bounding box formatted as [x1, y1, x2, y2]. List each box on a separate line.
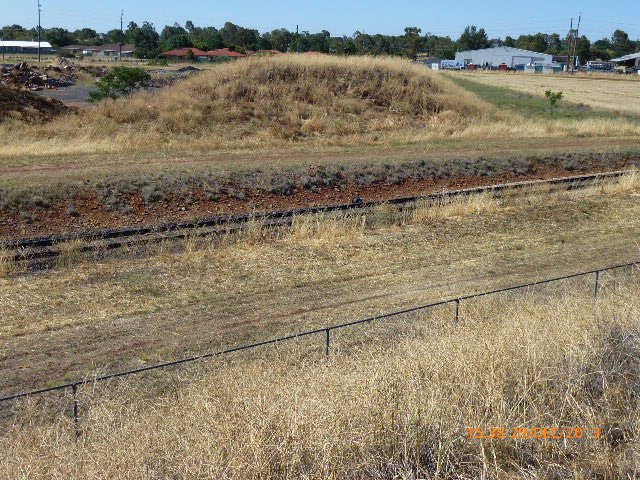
[1, 276, 639, 478]
[2, 55, 639, 160]
[457, 71, 640, 115]
[1, 173, 640, 398]
[411, 191, 501, 223]
[0, 55, 493, 157]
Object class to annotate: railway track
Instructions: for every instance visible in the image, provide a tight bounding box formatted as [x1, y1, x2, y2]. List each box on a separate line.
[1, 169, 632, 269]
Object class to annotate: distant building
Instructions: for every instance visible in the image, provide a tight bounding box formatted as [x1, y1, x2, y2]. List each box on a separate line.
[159, 47, 246, 62]
[455, 47, 553, 68]
[611, 52, 640, 70]
[60, 44, 136, 57]
[253, 50, 284, 56]
[205, 48, 246, 58]
[158, 47, 208, 61]
[0, 40, 53, 54]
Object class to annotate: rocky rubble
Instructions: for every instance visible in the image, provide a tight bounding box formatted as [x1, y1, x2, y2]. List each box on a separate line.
[0, 62, 108, 91]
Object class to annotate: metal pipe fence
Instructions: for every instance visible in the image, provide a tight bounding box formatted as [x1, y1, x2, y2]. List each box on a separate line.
[1, 259, 638, 439]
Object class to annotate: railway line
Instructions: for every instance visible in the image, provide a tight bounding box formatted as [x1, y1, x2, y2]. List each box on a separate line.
[1, 169, 633, 269]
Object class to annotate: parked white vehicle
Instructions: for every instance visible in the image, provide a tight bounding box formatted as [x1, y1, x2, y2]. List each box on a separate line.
[440, 60, 465, 70]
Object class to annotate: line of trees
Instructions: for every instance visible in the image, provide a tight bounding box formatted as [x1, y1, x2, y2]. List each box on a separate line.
[2, 22, 638, 61]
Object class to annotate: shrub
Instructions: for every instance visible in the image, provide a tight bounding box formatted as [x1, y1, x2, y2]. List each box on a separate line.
[545, 90, 563, 108]
[89, 67, 152, 103]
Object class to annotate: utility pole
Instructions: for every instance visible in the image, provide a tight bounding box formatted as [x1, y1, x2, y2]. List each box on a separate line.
[119, 9, 123, 61]
[574, 13, 581, 70]
[296, 25, 299, 53]
[567, 18, 577, 74]
[37, 0, 42, 63]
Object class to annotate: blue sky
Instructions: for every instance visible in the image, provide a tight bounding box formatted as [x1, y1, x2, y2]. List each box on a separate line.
[8, 0, 640, 40]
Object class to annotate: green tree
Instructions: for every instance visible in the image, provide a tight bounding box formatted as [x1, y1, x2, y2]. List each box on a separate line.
[188, 25, 224, 50]
[457, 26, 490, 51]
[1, 24, 36, 41]
[126, 21, 160, 58]
[404, 26, 422, 60]
[103, 29, 123, 44]
[73, 27, 100, 45]
[576, 36, 592, 63]
[45, 27, 74, 48]
[88, 67, 151, 102]
[545, 90, 563, 108]
[611, 29, 632, 56]
[591, 38, 613, 60]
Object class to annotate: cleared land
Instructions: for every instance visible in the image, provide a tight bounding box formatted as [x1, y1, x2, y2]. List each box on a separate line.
[2, 272, 639, 478]
[454, 70, 640, 115]
[1, 175, 639, 396]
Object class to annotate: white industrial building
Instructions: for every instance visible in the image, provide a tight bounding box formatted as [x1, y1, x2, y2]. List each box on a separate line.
[0, 40, 54, 54]
[454, 47, 553, 68]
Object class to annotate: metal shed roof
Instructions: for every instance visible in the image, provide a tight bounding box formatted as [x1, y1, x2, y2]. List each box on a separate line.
[456, 46, 550, 57]
[0, 40, 53, 48]
[611, 52, 640, 62]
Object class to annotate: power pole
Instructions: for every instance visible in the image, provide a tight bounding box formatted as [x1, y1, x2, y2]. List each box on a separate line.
[37, 0, 42, 63]
[567, 18, 578, 74]
[119, 9, 124, 61]
[574, 13, 581, 70]
[296, 25, 299, 53]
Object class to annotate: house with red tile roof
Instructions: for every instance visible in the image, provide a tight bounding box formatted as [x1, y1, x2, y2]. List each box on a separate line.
[253, 49, 284, 56]
[159, 48, 210, 61]
[204, 48, 246, 58]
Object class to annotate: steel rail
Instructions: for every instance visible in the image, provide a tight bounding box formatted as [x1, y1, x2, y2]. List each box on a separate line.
[2, 169, 632, 264]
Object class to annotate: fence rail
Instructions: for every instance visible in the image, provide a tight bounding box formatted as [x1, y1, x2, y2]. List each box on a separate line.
[1, 259, 638, 438]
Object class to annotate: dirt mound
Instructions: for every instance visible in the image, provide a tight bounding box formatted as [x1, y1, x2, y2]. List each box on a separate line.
[0, 84, 70, 122]
[0, 55, 496, 155]
[90, 55, 491, 141]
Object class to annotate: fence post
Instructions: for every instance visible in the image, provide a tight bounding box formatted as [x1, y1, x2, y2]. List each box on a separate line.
[325, 329, 330, 356]
[71, 383, 80, 441]
[454, 299, 460, 326]
[594, 270, 600, 299]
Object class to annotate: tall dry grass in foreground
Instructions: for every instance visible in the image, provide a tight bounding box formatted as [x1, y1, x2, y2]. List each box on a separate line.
[2, 274, 639, 479]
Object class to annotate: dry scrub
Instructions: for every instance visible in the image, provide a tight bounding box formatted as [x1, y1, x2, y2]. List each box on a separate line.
[2, 277, 639, 479]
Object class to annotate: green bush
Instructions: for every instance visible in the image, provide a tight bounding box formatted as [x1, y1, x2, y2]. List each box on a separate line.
[88, 67, 152, 103]
[544, 90, 563, 108]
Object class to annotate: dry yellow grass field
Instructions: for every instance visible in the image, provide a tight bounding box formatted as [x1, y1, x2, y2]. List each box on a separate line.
[456, 70, 640, 115]
[1, 274, 639, 479]
[1, 174, 639, 396]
